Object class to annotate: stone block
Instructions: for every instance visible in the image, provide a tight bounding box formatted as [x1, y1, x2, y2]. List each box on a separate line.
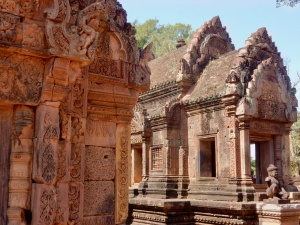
[83, 181, 114, 216]
[85, 118, 116, 147]
[53, 85, 70, 102]
[71, 117, 86, 143]
[84, 146, 115, 181]
[32, 138, 58, 184]
[12, 139, 33, 153]
[31, 184, 57, 225]
[35, 104, 60, 139]
[52, 58, 70, 86]
[82, 215, 115, 225]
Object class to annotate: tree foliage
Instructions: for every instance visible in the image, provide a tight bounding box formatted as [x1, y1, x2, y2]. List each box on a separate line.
[276, 0, 300, 7]
[133, 19, 194, 57]
[291, 112, 300, 176]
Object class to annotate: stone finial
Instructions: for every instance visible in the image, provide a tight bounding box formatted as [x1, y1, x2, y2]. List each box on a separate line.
[176, 39, 186, 49]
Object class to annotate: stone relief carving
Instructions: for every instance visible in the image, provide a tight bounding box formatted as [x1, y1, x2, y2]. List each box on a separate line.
[45, 0, 102, 61]
[0, 0, 153, 224]
[22, 23, 44, 48]
[40, 189, 56, 225]
[68, 182, 81, 224]
[42, 140, 56, 184]
[0, 0, 39, 17]
[0, 51, 44, 105]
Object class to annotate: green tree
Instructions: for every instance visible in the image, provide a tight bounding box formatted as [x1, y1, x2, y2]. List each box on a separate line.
[291, 112, 300, 176]
[276, 0, 300, 7]
[133, 19, 194, 57]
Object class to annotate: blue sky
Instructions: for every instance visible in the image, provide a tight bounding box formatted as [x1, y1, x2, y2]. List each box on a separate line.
[119, 0, 300, 99]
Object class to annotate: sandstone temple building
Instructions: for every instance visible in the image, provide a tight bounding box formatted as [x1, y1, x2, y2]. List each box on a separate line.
[129, 16, 299, 224]
[0, 0, 299, 224]
[0, 0, 153, 224]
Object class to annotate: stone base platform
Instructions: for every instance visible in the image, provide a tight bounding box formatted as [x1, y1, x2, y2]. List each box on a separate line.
[257, 203, 300, 225]
[127, 198, 258, 224]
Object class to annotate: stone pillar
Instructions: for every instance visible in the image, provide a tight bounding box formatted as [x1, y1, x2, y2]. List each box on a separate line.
[142, 138, 148, 179]
[239, 116, 251, 180]
[7, 106, 33, 225]
[274, 135, 283, 184]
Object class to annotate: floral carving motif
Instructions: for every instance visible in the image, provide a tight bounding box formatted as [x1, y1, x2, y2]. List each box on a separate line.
[42, 140, 56, 184]
[40, 189, 56, 225]
[70, 143, 81, 182]
[72, 79, 84, 117]
[68, 182, 80, 224]
[117, 125, 129, 223]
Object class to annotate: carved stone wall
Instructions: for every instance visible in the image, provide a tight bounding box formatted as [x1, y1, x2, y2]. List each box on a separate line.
[0, 0, 152, 224]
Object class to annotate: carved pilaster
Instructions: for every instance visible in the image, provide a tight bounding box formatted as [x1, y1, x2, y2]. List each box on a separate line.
[115, 123, 131, 224]
[283, 124, 294, 185]
[142, 137, 149, 179]
[238, 115, 251, 180]
[274, 135, 284, 184]
[7, 106, 33, 225]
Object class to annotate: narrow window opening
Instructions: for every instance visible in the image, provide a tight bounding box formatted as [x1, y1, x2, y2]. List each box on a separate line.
[152, 147, 163, 171]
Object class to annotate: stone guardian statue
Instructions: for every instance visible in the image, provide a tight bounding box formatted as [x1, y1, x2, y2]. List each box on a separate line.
[265, 164, 288, 200]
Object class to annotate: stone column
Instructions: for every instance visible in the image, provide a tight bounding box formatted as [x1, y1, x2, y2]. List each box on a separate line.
[142, 138, 148, 179]
[7, 106, 33, 225]
[239, 115, 251, 180]
[274, 135, 284, 184]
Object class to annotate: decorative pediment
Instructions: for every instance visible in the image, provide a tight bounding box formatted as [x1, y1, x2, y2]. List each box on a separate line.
[236, 57, 297, 122]
[181, 16, 235, 75]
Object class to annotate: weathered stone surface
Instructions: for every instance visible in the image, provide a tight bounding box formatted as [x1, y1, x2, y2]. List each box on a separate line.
[83, 181, 115, 217]
[84, 146, 115, 181]
[85, 119, 116, 147]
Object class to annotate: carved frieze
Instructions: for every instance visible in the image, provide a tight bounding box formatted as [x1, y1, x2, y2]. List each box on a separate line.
[250, 119, 284, 135]
[0, 51, 44, 105]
